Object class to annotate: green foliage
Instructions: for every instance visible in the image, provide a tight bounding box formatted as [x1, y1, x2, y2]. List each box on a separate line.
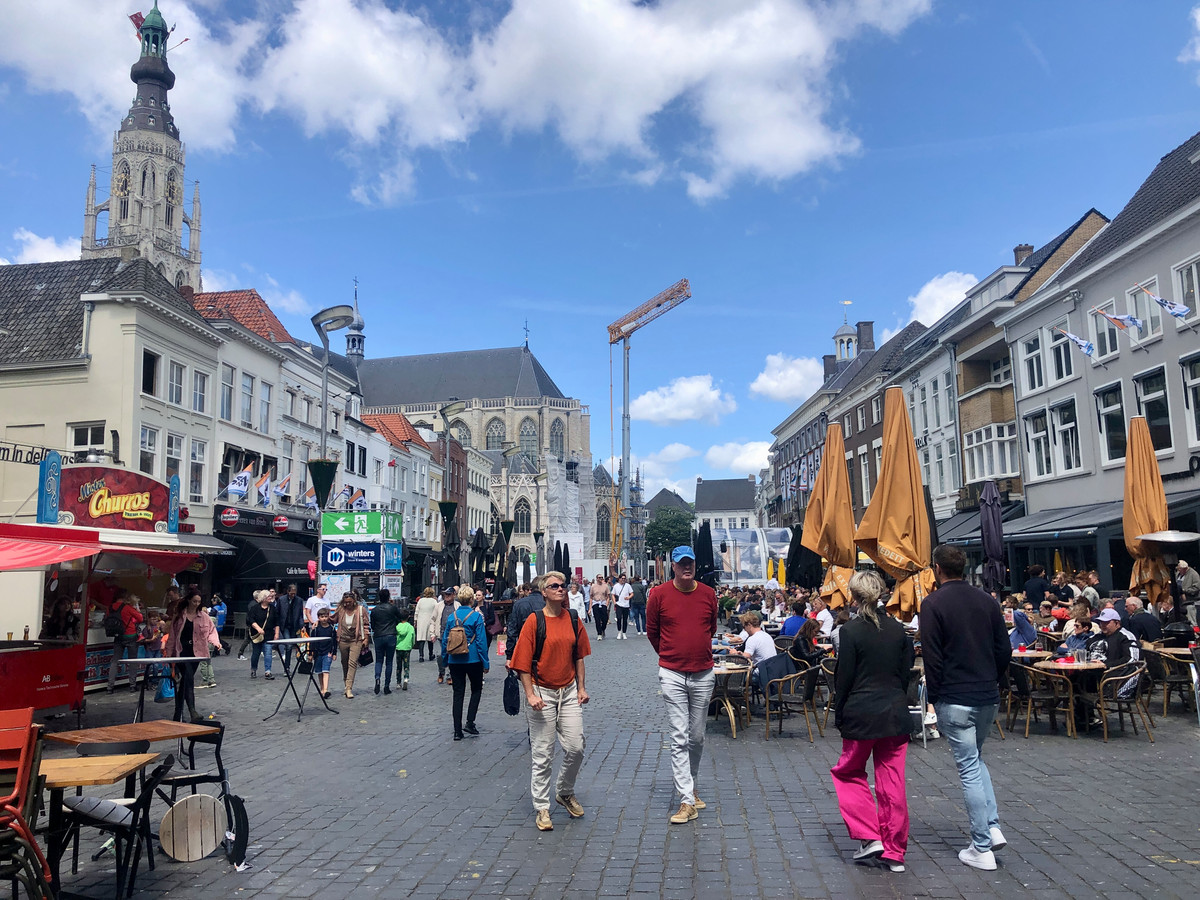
[646, 506, 694, 559]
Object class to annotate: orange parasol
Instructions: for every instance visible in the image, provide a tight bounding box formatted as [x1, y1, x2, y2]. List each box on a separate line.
[1122, 416, 1170, 607]
[800, 423, 855, 609]
[855, 386, 935, 621]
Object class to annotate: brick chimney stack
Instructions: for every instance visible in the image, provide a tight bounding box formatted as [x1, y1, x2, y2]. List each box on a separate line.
[856, 321, 875, 351]
[823, 354, 837, 380]
[1014, 243, 1034, 265]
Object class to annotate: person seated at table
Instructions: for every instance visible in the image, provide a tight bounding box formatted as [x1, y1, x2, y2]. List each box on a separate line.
[308, 608, 338, 700]
[780, 601, 807, 638]
[1031, 600, 1057, 629]
[1009, 602, 1037, 649]
[1122, 596, 1163, 643]
[1085, 609, 1138, 666]
[812, 595, 835, 637]
[1061, 617, 1092, 653]
[729, 612, 776, 670]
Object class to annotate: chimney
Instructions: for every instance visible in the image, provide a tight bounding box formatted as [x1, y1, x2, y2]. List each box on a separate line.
[178, 285, 194, 303]
[856, 321, 875, 351]
[823, 354, 837, 380]
[1014, 243, 1034, 265]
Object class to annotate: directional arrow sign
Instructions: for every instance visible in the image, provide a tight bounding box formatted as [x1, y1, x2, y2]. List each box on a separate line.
[322, 511, 384, 540]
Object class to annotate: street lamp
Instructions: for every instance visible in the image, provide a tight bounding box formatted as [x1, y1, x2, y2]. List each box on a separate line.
[308, 304, 355, 507]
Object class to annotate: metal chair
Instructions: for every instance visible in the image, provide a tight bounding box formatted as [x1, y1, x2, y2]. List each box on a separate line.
[819, 657, 837, 732]
[712, 668, 751, 738]
[0, 716, 52, 900]
[65, 741, 152, 875]
[1144, 649, 1193, 717]
[763, 665, 817, 742]
[905, 668, 927, 748]
[1096, 662, 1154, 743]
[1012, 663, 1076, 738]
[772, 635, 794, 653]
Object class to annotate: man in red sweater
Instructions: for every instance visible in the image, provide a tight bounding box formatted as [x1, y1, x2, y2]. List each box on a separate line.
[647, 545, 718, 824]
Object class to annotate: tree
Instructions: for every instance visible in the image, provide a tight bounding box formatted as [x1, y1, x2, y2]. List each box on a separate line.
[646, 507, 694, 559]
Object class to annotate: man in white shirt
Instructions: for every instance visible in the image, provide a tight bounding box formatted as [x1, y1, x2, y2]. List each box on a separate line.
[304, 584, 330, 627]
[813, 595, 835, 637]
[731, 611, 777, 668]
[612, 574, 634, 639]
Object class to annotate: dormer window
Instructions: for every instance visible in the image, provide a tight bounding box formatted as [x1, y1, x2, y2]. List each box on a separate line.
[149, 97, 156, 107]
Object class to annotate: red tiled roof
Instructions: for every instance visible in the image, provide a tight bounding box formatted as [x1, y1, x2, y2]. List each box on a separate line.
[362, 413, 430, 452]
[192, 290, 296, 343]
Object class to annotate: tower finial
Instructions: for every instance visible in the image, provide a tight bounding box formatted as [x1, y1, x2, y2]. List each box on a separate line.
[840, 299, 852, 324]
[523, 318, 530, 349]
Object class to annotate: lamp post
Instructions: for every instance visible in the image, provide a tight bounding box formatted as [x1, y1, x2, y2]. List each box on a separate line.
[307, 305, 355, 508]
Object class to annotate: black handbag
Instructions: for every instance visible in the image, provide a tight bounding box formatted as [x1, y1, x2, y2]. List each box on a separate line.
[503, 670, 521, 716]
[358, 644, 374, 667]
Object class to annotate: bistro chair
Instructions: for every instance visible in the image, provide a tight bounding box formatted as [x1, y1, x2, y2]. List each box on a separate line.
[905, 668, 927, 748]
[65, 741, 152, 875]
[763, 666, 816, 742]
[1096, 662, 1154, 743]
[712, 667, 751, 739]
[1192, 647, 1200, 728]
[1012, 663, 1075, 738]
[819, 657, 838, 732]
[158, 722, 227, 804]
[1143, 649, 1193, 717]
[772, 635, 794, 653]
[0, 715, 52, 900]
[62, 756, 174, 899]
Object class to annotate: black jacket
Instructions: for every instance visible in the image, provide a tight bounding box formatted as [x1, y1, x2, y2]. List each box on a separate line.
[369, 602, 402, 637]
[1125, 611, 1162, 643]
[276, 592, 304, 633]
[833, 616, 915, 740]
[1022, 576, 1053, 606]
[246, 602, 277, 638]
[506, 592, 545, 658]
[920, 579, 1011, 707]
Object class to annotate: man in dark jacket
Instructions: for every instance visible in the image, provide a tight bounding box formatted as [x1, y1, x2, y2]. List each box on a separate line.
[506, 577, 546, 661]
[920, 544, 1011, 873]
[1121, 597, 1162, 643]
[276, 584, 305, 667]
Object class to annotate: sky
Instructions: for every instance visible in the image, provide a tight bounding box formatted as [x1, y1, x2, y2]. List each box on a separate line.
[3, 1, 1200, 503]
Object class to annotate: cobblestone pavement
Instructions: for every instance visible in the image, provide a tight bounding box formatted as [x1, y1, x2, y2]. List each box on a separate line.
[42, 631, 1200, 899]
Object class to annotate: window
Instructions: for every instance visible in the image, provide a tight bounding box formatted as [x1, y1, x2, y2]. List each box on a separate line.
[399, 466, 407, 492]
[596, 506, 611, 543]
[374, 459, 383, 484]
[843, 414, 853, 438]
[931, 379, 942, 428]
[189, 439, 206, 503]
[922, 448, 931, 488]
[1128, 280, 1163, 340]
[165, 432, 183, 483]
[919, 386, 928, 431]
[455, 422, 472, 449]
[963, 424, 1019, 483]
[991, 356, 1012, 384]
[873, 442, 883, 491]
[944, 372, 956, 424]
[871, 396, 882, 424]
[1021, 334, 1043, 391]
[740, 517, 749, 529]
[142, 350, 160, 396]
[358, 446, 367, 476]
[281, 439, 293, 486]
[1095, 384, 1126, 463]
[1048, 321, 1074, 382]
[948, 439, 960, 491]
[1185, 356, 1200, 445]
[299, 444, 309, 492]
[139, 425, 158, 475]
[345, 441, 357, 475]
[1092, 301, 1120, 359]
[856, 406, 866, 431]
[220, 365, 234, 421]
[167, 362, 184, 405]
[1053, 400, 1082, 473]
[713, 518, 723, 529]
[332, 411, 340, 434]
[192, 371, 208, 413]
[859, 448, 871, 505]
[486, 418, 505, 450]
[71, 423, 105, 450]
[285, 391, 295, 418]
[303, 398, 313, 425]
[1177, 258, 1200, 323]
[1024, 411, 1052, 479]
[519, 418, 537, 459]
[934, 443, 946, 495]
[1133, 367, 1172, 451]
[549, 418, 565, 460]
[259, 383, 272, 433]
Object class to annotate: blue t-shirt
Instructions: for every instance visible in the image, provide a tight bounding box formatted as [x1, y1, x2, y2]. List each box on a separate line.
[210, 601, 227, 631]
[779, 614, 805, 637]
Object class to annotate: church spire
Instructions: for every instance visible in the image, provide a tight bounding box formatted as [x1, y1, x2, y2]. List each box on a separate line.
[346, 276, 365, 367]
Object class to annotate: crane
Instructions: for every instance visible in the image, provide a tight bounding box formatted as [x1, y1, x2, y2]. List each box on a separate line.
[606, 278, 692, 572]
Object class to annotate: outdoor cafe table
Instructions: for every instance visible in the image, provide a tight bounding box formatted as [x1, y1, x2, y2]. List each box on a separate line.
[39, 752, 160, 899]
[264, 637, 339, 723]
[1011, 649, 1053, 662]
[44, 719, 219, 748]
[121, 656, 201, 723]
[1156, 646, 1196, 660]
[1033, 659, 1105, 674]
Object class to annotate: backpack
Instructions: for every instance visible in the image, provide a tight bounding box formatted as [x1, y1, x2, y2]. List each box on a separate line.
[103, 602, 125, 638]
[531, 609, 581, 684]
[445, 610, 472, 657]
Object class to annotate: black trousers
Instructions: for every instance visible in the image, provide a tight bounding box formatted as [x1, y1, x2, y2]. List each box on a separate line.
[593, 605, 609, 636]
[173, 659, 199, 721]
[450, 661, 484, 734]
[615, 606, 630, 634]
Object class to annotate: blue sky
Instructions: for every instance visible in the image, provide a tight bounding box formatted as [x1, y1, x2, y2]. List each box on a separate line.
[3, 1, 1200, 501]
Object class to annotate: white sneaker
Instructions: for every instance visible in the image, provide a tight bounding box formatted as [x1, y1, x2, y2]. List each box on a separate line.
[989, 826, 1007, 851]
[853, 840, 884, 862]
[923, 712, 938, 725]
[882, 860, 905, 873]
[958, 846, 997, 871]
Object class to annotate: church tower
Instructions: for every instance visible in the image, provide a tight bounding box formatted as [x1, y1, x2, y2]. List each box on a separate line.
[82, 2, 202, 289]
[345, 282, 365, 367]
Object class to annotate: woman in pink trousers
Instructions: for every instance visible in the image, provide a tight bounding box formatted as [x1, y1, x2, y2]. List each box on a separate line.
[830, 570, 914, 873]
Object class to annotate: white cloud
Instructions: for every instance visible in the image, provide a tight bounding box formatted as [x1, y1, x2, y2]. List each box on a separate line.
[629, 375, 736, 425]
[602, 444, 701, 503]
[0, 0, 932, 202]
[880, 270, 977, 342]
[750, 353, 824, 402]
[705, 441, 771, 474]
[1180, 6, 1200, 80]
[4, 229, 79, 264]
[261, 274, 311, 315]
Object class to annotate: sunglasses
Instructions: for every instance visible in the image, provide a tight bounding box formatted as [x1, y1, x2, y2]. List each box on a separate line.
[545, 583, 566, 591]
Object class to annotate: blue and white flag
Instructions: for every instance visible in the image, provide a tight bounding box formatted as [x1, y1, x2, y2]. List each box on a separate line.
[349, 488, 367, 511]
[255, 472, 272, 507]
[273, 473, 291, 497]
[328, 484, 350, 509]
[1056, 329, 1094, 357]
[1135, 284, 1191, 319]
[301, 486, 318, 510]
[223, 463, 254, 499]
[1092, 307, 1143, 332]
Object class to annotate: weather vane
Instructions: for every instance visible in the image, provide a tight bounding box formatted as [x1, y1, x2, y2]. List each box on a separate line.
[840, 299, 853, 323]
[523, 318, 530, 348]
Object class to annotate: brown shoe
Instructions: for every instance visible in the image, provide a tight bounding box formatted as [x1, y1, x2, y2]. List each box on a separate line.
[438, 676, 444, 684]
[535, 809, 553, 831]
[669, 803, 697, 824]
[693, 796, 707, 810]
[555, 794, 585, 818]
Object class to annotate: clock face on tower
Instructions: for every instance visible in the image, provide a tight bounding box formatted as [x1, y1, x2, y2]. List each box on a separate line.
[166, 179, 181, 205]
[113, 170, 129, 198]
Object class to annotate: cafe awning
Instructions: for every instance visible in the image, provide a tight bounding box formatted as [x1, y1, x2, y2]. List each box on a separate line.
[0, 523, 103, 570]
[226, 534, 315, 582]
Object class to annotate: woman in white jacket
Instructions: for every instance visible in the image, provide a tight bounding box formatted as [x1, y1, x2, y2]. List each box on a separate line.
[413, 587, 440, 663]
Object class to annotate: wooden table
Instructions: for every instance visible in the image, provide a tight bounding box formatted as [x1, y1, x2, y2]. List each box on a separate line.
[1034, 659, 1105, 673]
[45, 719, 218, 747]
[1156, 646, 1196, 659]
[1012, 649, 1053, 661]
[39, 753, 161, 899]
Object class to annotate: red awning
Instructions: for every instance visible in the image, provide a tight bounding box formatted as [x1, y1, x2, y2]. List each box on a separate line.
[0, 523, 104, 571]
[97, 546, 198, 575]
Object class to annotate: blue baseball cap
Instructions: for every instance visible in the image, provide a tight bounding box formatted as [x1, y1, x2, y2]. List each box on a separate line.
[671, 546, 696, 563]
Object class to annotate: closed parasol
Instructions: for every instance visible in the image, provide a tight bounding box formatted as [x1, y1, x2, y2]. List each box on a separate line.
[785, 526, 823, 589]
[979, 480, 1007, 593]
[470, 528, 490, 582]
[1123, 416, 1170, 609]
[522, 549, 532, 586]
[800, 423, 856, 609]
[535, 533, 547, 577]
[562, 543, 570, 580]
[694, 521, 718, 589]
[854, 386, 935, 621]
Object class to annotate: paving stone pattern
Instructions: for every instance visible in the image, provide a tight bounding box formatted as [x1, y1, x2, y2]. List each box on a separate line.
[44, 633, 1200, 899]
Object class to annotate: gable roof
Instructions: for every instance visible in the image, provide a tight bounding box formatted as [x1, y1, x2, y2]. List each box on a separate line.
[192, 289, 296, 343]
[99, 258, 205, 323]
[1057, 131, 1200, 281]
[695, 477, 756, 512]
[0, 258, 121, 365]
[646, 487, 690, 515]
[359, 346, 565, 407]
[361, 413, 430, 452]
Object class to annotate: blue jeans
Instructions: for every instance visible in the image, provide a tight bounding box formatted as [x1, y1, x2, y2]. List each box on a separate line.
[631, 606, 646, 632]
[279, 627, 296, 666]
[934, 703, 1000, 851]
[250, 639, 272, 673]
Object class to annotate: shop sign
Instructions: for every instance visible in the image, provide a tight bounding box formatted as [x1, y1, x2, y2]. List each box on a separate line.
[220, 508, 240, 528]
[321, 511, 403, 542]
[214, 506, 316, 537]
[37, 450, 62, 524]
[272, 515, 289, 533]
[321, 541, 382, 572]
[383, 541, 404, 571]
[57, 466, 174, 532]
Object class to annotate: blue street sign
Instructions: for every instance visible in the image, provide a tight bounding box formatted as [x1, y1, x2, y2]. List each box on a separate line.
[321, 541, 382, 572]
[383, 541, 404, 571]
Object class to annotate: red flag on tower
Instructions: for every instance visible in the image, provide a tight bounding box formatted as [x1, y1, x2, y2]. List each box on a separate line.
[129, 12, 145, 34]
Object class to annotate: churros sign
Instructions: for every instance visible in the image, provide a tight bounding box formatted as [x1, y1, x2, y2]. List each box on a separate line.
[58, 466, 169, 531]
